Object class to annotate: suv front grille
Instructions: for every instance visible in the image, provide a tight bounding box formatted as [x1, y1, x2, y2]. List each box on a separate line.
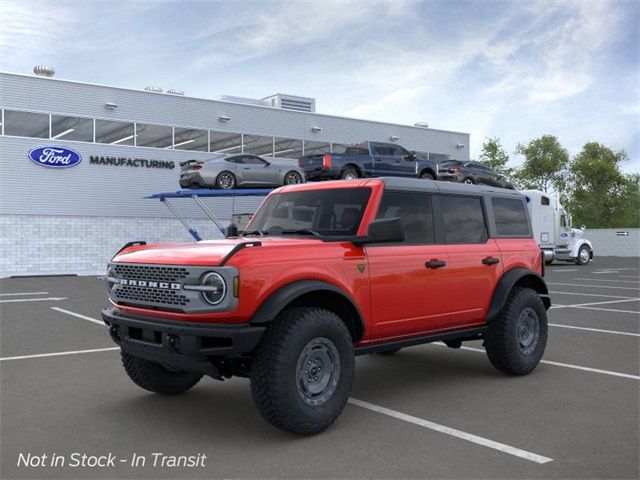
[116, 284, 189, 307]
[113, 264, 189, 283]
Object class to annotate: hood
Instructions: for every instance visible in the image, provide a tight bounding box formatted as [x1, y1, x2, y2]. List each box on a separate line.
[112, 236, 320, 266]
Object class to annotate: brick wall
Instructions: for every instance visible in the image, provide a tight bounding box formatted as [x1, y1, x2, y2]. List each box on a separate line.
[0, 215, 226, 277]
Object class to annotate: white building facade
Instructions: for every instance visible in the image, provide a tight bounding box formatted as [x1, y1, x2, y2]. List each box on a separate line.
[0, 72, 470, 277]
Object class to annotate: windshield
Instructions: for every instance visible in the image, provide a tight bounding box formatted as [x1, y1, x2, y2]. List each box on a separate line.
[245, 188, 372, 238]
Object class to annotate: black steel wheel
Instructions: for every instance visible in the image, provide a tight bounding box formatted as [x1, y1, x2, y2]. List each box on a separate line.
[250, 307, 354, 435]
[216, 171, 236, 189]
[485, 287, 547, 375]
[284, 170, 303, 185]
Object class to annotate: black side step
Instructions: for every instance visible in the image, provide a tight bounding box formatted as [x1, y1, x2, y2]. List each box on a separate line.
[355, 326, 487, 356]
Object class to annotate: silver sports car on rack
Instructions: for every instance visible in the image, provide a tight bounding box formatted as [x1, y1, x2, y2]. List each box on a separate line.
[179, 154, 305, 189]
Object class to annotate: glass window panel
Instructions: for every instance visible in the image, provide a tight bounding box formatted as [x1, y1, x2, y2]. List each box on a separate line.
[136, 123, 172, 148]
[4, 110, 49, 138]
[95, 119, 135, 145]
[244, 135, 274, 156]
[303, 140, 331, 156]
[173, 127, 208, 151]
[331, 143, 349, 154]
[492, 198, 530, 236]
[375, 191, 434, 244]
[273, 137, 303, 159]
[441, 195, 488, 244]
[51, 115, 93, 142]
[210, 131, 243, 154]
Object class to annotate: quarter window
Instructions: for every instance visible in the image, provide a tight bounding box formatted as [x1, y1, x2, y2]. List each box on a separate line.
[492, 197, 530, 236]
[441, 195, 487, 244]
[375, 191, 434, 244]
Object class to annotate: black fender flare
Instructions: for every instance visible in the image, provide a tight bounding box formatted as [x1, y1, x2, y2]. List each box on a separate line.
[486, 268, 550, 322]
[249, 280, 366, 339]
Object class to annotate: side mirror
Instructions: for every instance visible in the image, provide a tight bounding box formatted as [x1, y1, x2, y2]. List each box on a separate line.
[352, 217, 404, 245]
[581, 224, 586, 231]
[405, 151, 416, 161]
[226, 223, 239, 238]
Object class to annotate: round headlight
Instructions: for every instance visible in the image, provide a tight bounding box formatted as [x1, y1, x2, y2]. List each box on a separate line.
[201, 272, 226, 305]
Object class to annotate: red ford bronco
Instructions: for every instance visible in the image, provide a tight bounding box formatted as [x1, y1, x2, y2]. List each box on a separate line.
[102, 178, 550, 435]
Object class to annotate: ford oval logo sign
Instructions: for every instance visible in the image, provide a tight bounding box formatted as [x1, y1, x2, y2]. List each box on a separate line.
[28, 146, 82, 168]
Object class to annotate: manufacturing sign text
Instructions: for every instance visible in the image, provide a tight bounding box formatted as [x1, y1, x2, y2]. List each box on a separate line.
[28, 147, 82, 168]
[90, 156, 175, 169]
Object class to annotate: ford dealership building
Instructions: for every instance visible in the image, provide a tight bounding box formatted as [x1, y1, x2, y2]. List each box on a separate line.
[0, 70, 470, 277]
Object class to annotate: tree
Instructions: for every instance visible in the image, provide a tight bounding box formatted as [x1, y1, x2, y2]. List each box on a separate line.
[566, 142, 637, 228]
[478, 137, 512, 176]
[514, 135, 569, 193]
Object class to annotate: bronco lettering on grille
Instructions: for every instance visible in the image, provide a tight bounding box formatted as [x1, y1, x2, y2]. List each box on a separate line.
[119, 279, 181, 290]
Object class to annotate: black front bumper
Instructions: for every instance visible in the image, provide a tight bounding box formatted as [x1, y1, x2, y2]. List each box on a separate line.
[102, 308, 265, 378]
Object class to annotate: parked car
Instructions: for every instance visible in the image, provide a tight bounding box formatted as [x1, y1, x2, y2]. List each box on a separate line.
[437, 160, 515, 189]
[179, 154, 305, 189]
[103, 177, 549, 435]
[299, 141, 438, 181]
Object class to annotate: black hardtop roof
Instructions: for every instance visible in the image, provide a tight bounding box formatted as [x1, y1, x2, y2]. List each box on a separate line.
[379, 177, 524, 198]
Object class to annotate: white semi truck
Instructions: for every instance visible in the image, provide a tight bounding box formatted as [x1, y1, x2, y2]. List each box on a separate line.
[521, 190, 594, 265]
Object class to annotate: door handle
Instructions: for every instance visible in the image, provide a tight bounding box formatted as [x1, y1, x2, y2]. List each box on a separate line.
[425, 260, 446, 269]
[482, 256, 500, 266]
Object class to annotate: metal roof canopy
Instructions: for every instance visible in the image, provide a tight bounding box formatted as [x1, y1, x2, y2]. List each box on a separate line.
[146, 188, 272, 241]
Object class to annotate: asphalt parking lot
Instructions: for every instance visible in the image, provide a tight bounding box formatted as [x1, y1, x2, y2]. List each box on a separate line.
[1, 257, 638, 479]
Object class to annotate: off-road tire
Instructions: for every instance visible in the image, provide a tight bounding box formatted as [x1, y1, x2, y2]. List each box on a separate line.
[420, 171, 435, 180]
[341, 167, 359, 180]
[484, 287, 547, 375]
[576, 245, 591, 265]
[377, 347, 402, 355]
[216, 171, 236, 189]
[121, 350, 202, 395]
[250, 307, 355, 435]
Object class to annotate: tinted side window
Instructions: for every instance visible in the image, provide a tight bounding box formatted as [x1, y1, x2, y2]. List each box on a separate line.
[225, 156, 243, 164]
[492, 198, 530, 236]
[373, 144, 392, 156]
[375, 191, 434, 244]
[242, 156, 266, 165]
[441, 196, 487, 244]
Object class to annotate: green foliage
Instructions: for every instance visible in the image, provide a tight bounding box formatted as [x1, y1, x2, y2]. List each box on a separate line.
[565, 142, 638, 228]
[478, 137, 512, 176]
[514, 135, 569, 193]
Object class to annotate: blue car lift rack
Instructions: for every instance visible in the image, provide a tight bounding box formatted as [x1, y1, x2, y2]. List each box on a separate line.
[146, 188, 273, 241]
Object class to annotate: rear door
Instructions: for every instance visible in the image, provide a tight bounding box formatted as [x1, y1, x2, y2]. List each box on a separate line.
[371, 143, 397, 177]
[367, 190, 451, 340]
[439, 194, 502, 326]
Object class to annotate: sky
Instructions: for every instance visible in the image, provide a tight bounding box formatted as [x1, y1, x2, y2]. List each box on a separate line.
[1, 0, 638, 172]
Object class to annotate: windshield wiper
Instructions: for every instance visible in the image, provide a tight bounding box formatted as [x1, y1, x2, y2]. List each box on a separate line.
[243, 230, 266, 237]
[281, 229, 322, 237]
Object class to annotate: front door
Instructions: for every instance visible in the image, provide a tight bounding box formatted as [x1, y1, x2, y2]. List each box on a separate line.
[367, 190, 451, 340]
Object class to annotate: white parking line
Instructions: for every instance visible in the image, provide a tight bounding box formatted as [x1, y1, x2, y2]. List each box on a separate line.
[549, 269, 578, 273]
[51, 307, 106, 326]
[549, 323, 640, 337]
[434, 344, 640, 380]
[348, 398, 553, 464]
[549, 291, 637, 299]
[572, 278, 640, 285]
[593, 271, 620, 274]
[621, 275, 640, 279]
[570, 306, 639, 315]
[0, 292, 50, 296]
[0, 297, 67, 304]
[0, 347, 119, 362]
[547, 282, 640, 291]
[550, 298, 640, 310]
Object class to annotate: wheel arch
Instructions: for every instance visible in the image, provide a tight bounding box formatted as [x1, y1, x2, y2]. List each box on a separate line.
[250, 280, 365, 342]
[342, 163, 362, 177]
[486, 268, 550, 323]
[419, 167, 436, 178]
